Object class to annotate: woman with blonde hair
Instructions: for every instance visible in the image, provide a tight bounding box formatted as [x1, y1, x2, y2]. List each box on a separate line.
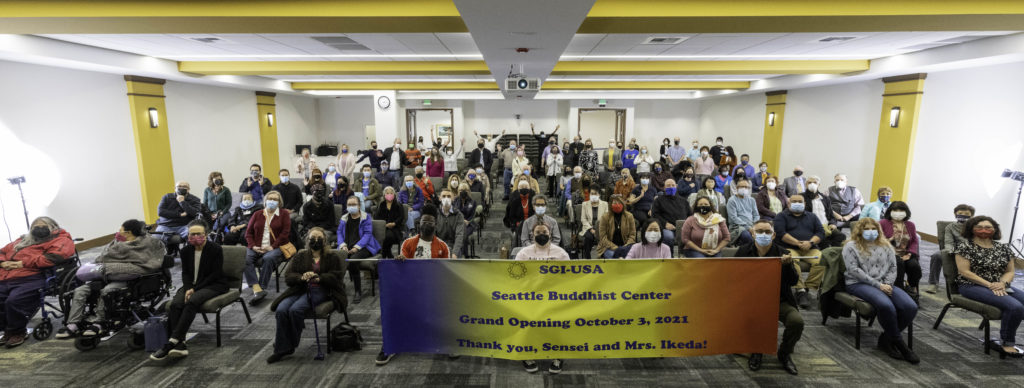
[842, 217, 919, 364]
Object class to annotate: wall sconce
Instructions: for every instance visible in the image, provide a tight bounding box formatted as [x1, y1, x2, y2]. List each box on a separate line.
[889, 107, 901, 127]
[147, 108, 159, 128]
[266, 112, 274, 127]
[768, 112, 776, 127]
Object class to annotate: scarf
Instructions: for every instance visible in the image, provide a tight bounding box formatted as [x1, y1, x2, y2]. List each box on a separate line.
[695, 213, 725, 249]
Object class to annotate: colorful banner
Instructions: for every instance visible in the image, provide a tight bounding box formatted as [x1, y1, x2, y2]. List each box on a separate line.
[379, 258, 781, 360]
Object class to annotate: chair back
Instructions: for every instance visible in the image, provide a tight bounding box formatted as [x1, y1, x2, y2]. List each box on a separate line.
[372, 219, 386, 244]
[469, 191, 482, 207]
[936, 221, 953, 251]
[675, 219, 686, 250]
[940, 251, 960, 299]
[221, 246, 247, 291]
[573, 204, 582, 225]
[334, 204, 345, 220]
[718, 202, 729, 222]
[429, 177, 443, 194]
[351, 172, 362, 185]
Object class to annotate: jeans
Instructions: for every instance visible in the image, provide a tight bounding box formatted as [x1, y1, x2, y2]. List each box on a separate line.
[345, 248, 373, 294]
[0, 275, 45, 334]
[682, 249, 722, 258]
[363, 200, 375, 214]
[154, 224, 188, 241]
[388, 170, 402, 190]
[846, 282, 918, 340]
[602, 244, 633, 258]
[274, 287, 327, 355]
[959, 284, 1024, 346]
[503, 168, 513, 199]
[407, 210, 421, 231]
[67, 281, 127, 324]
[167, 286, 220, 341]
[928, 252, 944, 285]
[661, 229, 676, 246]
[244, 248, 285, 290]
[778, 302, 804, 355]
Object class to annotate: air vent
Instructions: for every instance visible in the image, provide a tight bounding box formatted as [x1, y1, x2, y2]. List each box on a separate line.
[817, 36, 858, 43]
[642, 37, 688, 45]
[312, 36, 372, 51]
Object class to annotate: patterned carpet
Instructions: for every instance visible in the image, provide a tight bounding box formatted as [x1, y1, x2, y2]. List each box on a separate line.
[3, 188, 1024, 387]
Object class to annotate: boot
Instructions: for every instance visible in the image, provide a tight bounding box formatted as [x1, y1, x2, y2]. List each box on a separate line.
[891, 337, 920, 364]
[878, 334, 902, 360]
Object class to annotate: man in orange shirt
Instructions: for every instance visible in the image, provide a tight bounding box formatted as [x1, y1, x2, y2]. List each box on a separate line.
[399, 215, 450, 260]
[404, 143, 422, 168]
[413, 166, 435, 202]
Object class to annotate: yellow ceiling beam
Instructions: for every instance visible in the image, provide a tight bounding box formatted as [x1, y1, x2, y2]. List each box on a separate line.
[580, 0, 1024, 32]
[292, 82, 498, 91]
[543, 81, 750, 90]
[0, 0, 465, 33]
[178, 61, 491, 76]
[551, 61, 869, 75]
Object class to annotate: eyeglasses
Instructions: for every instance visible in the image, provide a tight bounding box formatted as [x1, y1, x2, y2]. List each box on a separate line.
[974, 226, 995, 230]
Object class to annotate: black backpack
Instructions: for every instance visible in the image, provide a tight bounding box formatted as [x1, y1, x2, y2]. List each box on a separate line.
[330, 323, 363, 352]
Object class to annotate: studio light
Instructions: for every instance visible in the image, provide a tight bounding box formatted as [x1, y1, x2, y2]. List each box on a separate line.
[768, 112, 776, 126]
[889, 107, 901, 128]
[148, 108, 159, 128]
[266, 112, 274, 127]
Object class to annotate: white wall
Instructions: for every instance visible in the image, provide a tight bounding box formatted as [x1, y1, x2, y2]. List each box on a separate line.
[0, 60, 141, 242]
[910, 62, 1024, 238]
[317, 96, 374, 149]
[781, 82, 884, 192]
[634, 100, 701, 152]
[275, 93, 320, 172]
[698, 93, 766, 164]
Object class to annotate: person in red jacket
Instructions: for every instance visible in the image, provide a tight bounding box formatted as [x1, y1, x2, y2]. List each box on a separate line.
[0, 216, 75, 348]
[244, 190, 292, 304]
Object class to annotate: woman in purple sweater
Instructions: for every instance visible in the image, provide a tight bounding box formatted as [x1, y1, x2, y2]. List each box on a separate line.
[879, 201, 920, 297]
[627, 220, 672, 259]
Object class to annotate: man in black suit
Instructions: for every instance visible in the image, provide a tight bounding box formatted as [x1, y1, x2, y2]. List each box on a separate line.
[151, 220, 231, 361]
[469, 138, 494, 175]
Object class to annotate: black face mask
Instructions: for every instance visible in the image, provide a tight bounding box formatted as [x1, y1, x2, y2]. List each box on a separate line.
[313, 190, 326, 199]
[519, 188, 531, 196]
[735, 174, 746, 180]
[696, 206, 712, 215]
[684, 174, 694, 180]
[460, 192, 468, 198]
[338, 184, 348, 190]
[416, 173, 424, 179]
[478, 143, 485, 148]
[585, 144, 592, 149]
[534, 234, 550, 246]
[372, 144, 378, 149]
[420, 223, 436, 238]
[793, 170, 803, 177]
[674, 141, 680, 145]
[31, 226, 50, 239]
[177, 188, 188, 196]
[309, 238, 325, 251]
[213, 178, 223, 186]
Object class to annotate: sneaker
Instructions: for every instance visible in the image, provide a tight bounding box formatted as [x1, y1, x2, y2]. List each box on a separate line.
[891, 338, 919, 365]
[82, 323, 104, 337]
[150, 342, 175, 360]
[778, 352, 798, 375]
[447, 354, 461, 360]
[748, 353, 763, 371]
[168, 341, 188, 357]
[3, 333, 25, 348]
[522, 360, 539, 373]
[250, 290, 268, 306]
[0, 334, 7, 346]
[548, 359, 563, 374]
[375, 351, 395, 366]
[926, 284, 939, 294]
[56, 325, 80, 340]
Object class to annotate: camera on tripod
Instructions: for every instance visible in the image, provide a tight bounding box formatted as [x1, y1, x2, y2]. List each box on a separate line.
[6, 176, 25, 185]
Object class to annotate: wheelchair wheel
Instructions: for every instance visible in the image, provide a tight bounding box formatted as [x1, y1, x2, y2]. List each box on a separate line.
[74, 336, 99, 351]
[32, 319, 53, 340]
[127, 332, 145, 350]
[58, 272, 80, 316]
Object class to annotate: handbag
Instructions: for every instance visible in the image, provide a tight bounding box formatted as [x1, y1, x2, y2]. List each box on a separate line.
[75, 263, 104, 282]
[268, 226, 296, 259]
[329, 323, 363, 352]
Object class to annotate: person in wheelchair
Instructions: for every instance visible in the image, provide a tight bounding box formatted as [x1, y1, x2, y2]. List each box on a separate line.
[219, 193, 263, 246]
[0, 216, 75, 348]
[154, 181, 202, 247]
[58, 220, 163, 339]
[266, 227, 345, 364]
[151, 220, 230, 360]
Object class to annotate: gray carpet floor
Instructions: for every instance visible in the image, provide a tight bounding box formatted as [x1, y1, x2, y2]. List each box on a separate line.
[3, 187, 1024, 387]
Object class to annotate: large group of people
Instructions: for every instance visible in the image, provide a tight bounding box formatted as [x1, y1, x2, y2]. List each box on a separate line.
[0, 129, 1021, 379]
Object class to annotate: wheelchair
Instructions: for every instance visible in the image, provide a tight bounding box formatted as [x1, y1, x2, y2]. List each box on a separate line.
[72, 254, 175, 351]
[32, 252, 83, 341]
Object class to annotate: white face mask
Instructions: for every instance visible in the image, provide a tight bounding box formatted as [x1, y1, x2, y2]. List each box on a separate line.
[645, 231, 661, 244]
[441, 197, 452, 207]
[891, 211, 907, 221]
[609, 143, 616, 148]
[640, 178, 650, 185]
[836, 180, 847, 189]
[737, 188, 750, 197]
[760, 166, 767, 172]
[716, 141, 723, 146]
[807, 183, 818, 192]
[574, 173, 582, 179]
[766, 182, 777, 190]
[590, 196, 600, 203]
[701, 151, 708, 157]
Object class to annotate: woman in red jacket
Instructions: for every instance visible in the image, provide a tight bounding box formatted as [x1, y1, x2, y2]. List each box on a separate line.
[244, 191, 292, 304]
[880, 201, 921, 297]
[0, 216, 75, 348]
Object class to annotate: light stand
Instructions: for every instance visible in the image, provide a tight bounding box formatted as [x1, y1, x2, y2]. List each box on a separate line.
[1002, 169, 1024, 257]
[6, 176, 29, 230]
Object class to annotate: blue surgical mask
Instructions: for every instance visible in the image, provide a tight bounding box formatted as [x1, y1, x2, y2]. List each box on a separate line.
[879, 195, 891, 204]
[509, 144, 516, 150]
[790, 202, 805, 213]
[280, 175, 290, 183]
[240, 200, 254, 209]
[363, 171, 371, 178]
[468, 174, 476, 180]
[405, 181, 414, 188]
[535, 206, 546, 215]
[347, 206, 359, 214]
[640, 178, 650, 185]
[755, 233, 773, 247]
[664, 187, 677, 196]
[862, 230, 879, 241]
[265, 200, 279, 210]
[523, 170, 530, 176]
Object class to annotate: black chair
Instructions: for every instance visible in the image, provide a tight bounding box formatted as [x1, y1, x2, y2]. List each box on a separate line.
[820, 247, 913, 350]
[196, 246, 253, 347]
[339, 220, 387, 297]
[932, 229, 1004, 356]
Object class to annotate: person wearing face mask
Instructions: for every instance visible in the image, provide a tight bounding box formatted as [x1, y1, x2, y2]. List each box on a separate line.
[516, 168, 541, 194]
[565, 134, 584, 168]
[752, 162, 771, 193]
[578, 139, 600, 180]
[681, 196, 730, 258]
[267, 227, 345, 364]
[665, 137, 687, 168]
[828, 173, 865, 229]
[635, 146, 655, 175]
[301, 183, 338, 244]
[222, 193, 263, 246]
[558, 166, 574, 216]
[356, 141, 384, 172]
[399, 214, 451, 261]
[926, 204, 975, 294]
[516, 223, 570, 264]
[425, 148, 445, 179]
[323, 163, 342, 192]
[603, 138, 623, 173]
[954, 216, 1024, 358]
[434, 190, 466, 257]
[304, 168, 325, 195]
[613, 167, 636, 198]
[337, 196, 380, 303]
[688, 177, 725, 214]
[693, 146, 716, 184]
[374, 161, 396, 190]
[330, 176, 355, 205]
[500, 140, 518, 200]
[650, 162, 673, 193]
[374, 186, 407, 259]
[714, 166, 733, 196]
[657, 138, 671, 166]
[545, 146, 565, 198]
[782, 166, 807, 197]
[412, 166, 436, 203]
[530, 122, 560, 153]
[155, 181, 202, 244]
[243, 191, 292, 305]
[626, 220, 672, 259]
[651, 179, 692, 248]
[800, 176, 845, 248]
[356, 164, 383, 213]
[203, 171, 232, 219]
[842, 218, 919, 364]
[469, 136, 495, 177]
[718, 146, 737, 173]
[473, 129, 505, 153]
[0, 217, 73, 348]
[734, 220, 802, 375]
[151, 220, 229, 360]
[628, 173, 656, 226]
[520, 196, 561, 248]
[579, 188, 609, 259]
[726, 179, 759, 246]
[755, 176, 789, 220]
[774, 195, 825, 308]
[676, 167, 698, 197]
[879, 201, 921, 298]
[709, 136, 727, 166]
[294, 148, 320, 186]
[512, 145, 530, 179]
[862, 187, 894, 221]
[453, 183, 478, 248]
[404, 142, 423, 167]
[597, 195, 637, 259]
[59, 219, 163, 340]
[336, 143, 358, 178]
[732, 154, 755, 179]
[564, 166, 588, 206]
[439, 139, 464, 180]
[399, 176, 426, 232]
[445, 174, 462, 198]
[621, 141, 639, 176]
[504, 181, 536, 229]
[272, 169, 303, 215]
[240, 164, 274, 204]
[466, 164, 491, 201]
[382, 138, 410, 189]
